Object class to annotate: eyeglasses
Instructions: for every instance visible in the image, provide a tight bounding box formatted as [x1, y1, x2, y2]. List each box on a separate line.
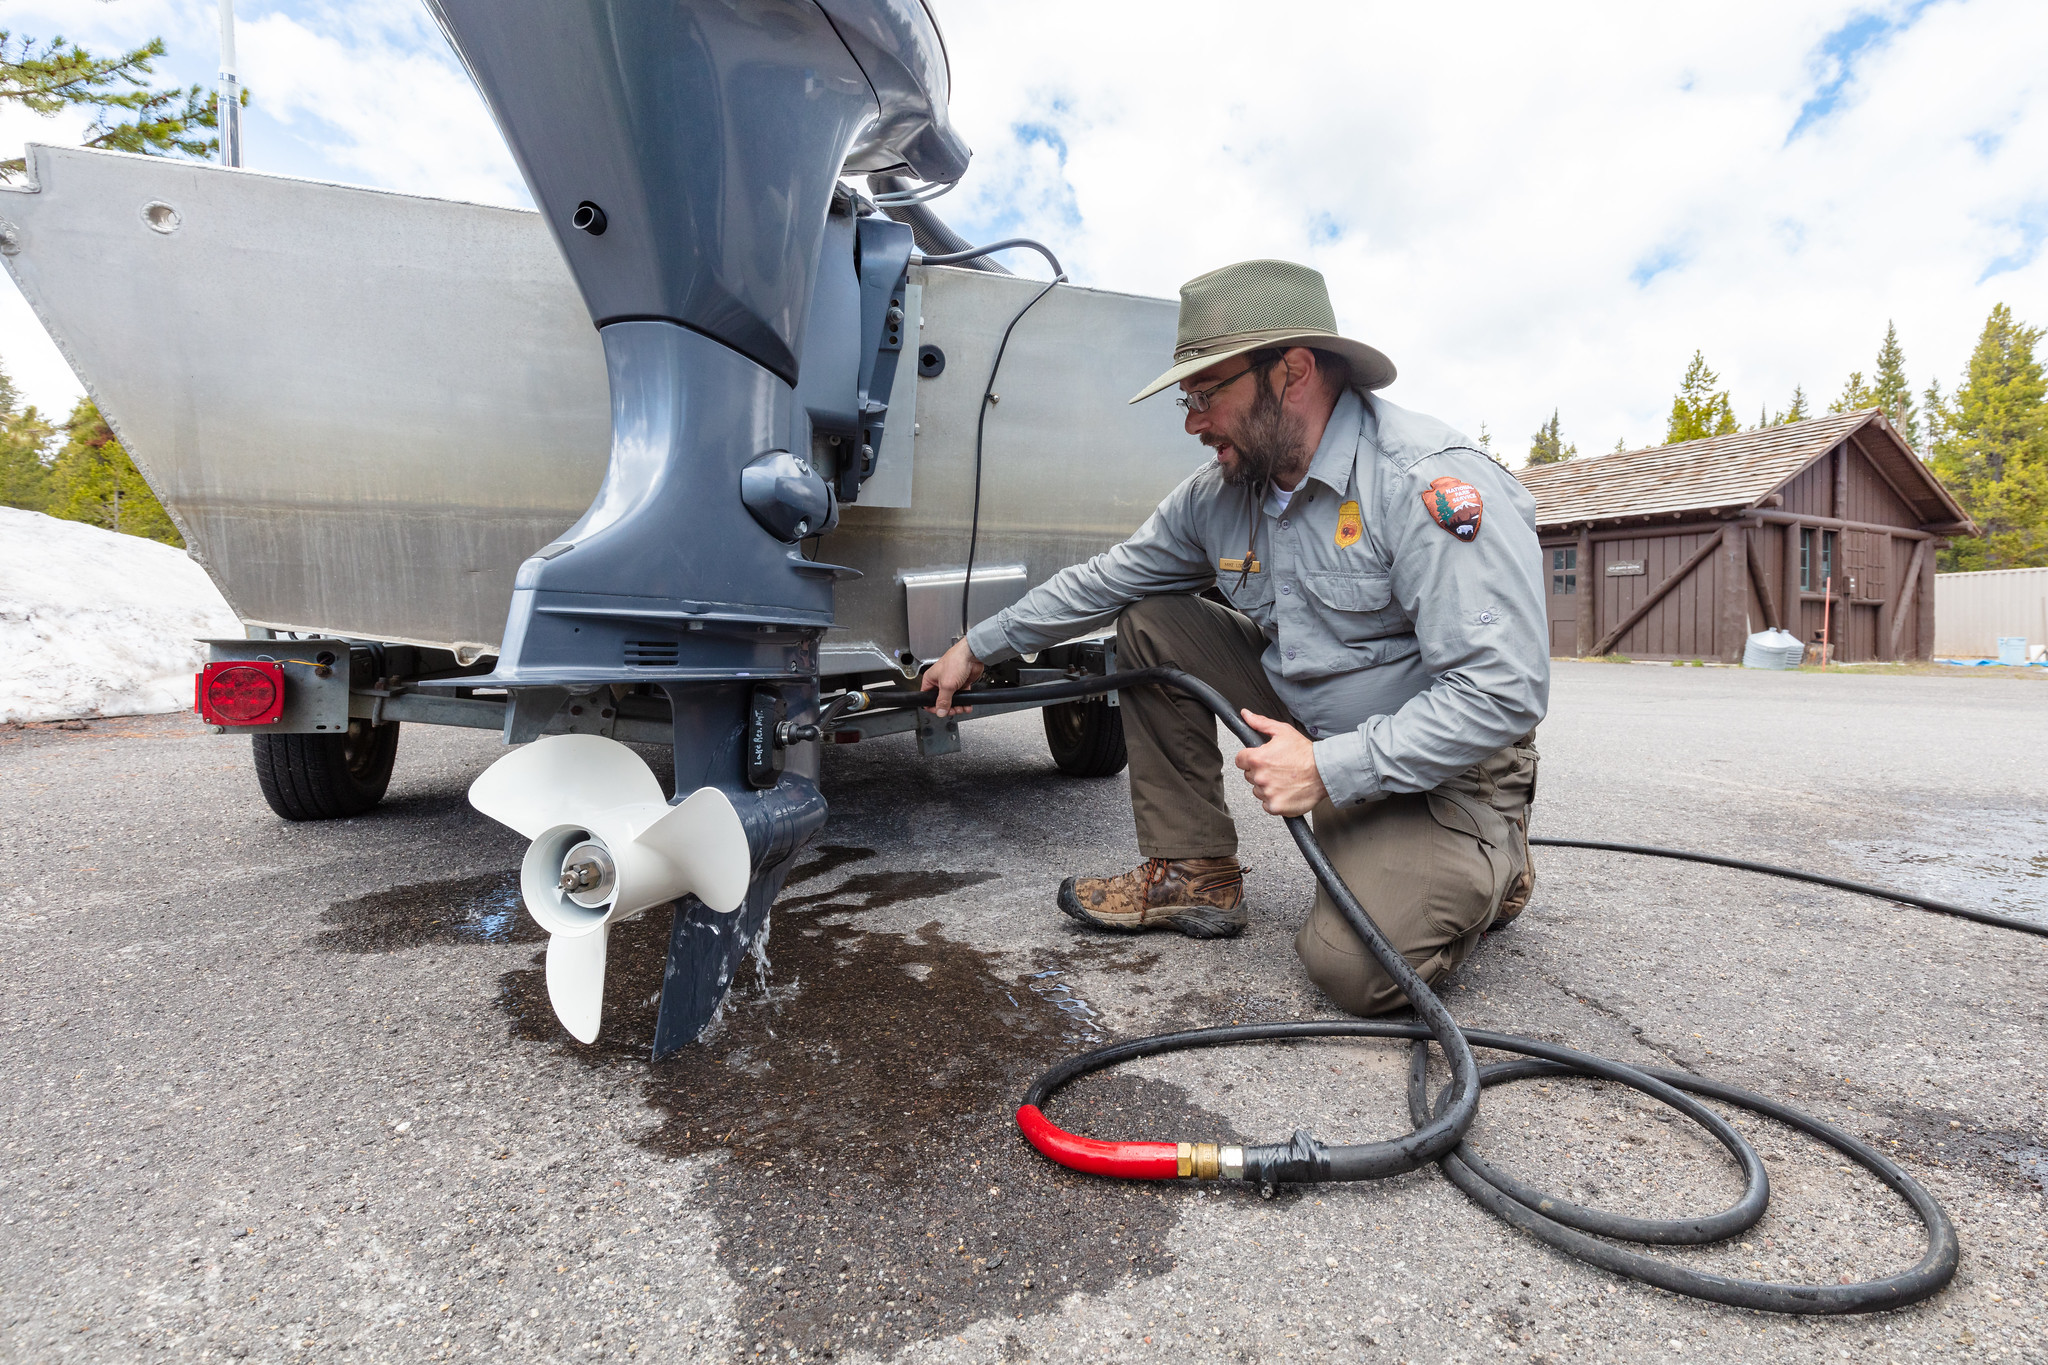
[1175, 360, 1270, 413]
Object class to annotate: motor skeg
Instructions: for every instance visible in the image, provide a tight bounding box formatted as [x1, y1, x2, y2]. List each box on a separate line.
[469, 735, 753, 1043]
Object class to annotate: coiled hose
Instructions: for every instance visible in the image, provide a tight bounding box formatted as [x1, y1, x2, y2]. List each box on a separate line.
[844, 667, 2043, 1314]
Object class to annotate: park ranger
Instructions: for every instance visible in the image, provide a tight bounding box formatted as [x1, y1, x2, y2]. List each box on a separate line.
[920, 260, 1549, 1016]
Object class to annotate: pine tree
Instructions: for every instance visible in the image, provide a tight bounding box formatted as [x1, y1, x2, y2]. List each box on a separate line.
[1665, 351, 1738, 443]
[1527, 409, 1576, 465]
[1929, 304, 2047, 570]
[0, 30, 244, 182]
[1869, 320, 1917, 443]
[44, 398, 182, 545]
[1922, 378, 1948, 454]
[1829, 370, 1873, 414]
[0, 357, 55, 510]
[1762, 388, 1810, 426]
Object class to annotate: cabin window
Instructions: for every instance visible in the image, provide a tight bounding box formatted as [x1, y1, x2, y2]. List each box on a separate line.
[1800, 529, 1837, 591]
[1550, 547, 1576, 595]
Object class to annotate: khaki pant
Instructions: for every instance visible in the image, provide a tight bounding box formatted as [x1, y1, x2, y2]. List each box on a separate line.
[1115, 593, 1537, 1016]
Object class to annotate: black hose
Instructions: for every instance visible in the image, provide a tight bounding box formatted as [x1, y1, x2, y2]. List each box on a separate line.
[1531, 836, 2048, 937]
[857, 669, 2008, 1314]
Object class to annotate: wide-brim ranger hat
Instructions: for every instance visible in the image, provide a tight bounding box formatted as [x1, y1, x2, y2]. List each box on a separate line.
[1129, 259, 1397, 403]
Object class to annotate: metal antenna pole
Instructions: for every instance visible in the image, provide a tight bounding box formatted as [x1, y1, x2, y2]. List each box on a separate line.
[217, 0, 242, 168]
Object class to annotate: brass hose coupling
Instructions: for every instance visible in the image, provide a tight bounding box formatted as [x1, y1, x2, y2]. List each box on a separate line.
[1176, 1142, 1246, 1181]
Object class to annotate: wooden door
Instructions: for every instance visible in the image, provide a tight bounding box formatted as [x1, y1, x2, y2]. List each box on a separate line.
[1843, 604, 1879, 662]
[1544, 544, 1581, 655]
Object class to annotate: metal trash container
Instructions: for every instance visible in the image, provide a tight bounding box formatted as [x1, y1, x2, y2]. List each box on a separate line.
[1743, 628, 1807, 670]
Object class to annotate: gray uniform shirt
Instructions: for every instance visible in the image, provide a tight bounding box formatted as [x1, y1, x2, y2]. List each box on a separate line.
[964, 388, 1550, 806]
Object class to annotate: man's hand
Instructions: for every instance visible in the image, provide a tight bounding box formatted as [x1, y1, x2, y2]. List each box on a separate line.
[1234, 710, 1327, 816]
[919, 638, 985, 716]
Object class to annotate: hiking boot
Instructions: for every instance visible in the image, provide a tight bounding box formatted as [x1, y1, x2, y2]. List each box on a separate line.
[1056, 856, 1247, 939]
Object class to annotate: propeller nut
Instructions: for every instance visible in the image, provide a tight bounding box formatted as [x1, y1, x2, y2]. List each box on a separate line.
[557, 840, 618, 908]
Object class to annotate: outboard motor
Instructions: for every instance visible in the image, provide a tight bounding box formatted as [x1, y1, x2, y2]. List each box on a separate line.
[424, 0, 969, 1053]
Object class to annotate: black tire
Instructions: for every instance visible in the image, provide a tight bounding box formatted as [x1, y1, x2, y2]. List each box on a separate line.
[1042, 697, 1127, 778]
[252, 720, 401, 821]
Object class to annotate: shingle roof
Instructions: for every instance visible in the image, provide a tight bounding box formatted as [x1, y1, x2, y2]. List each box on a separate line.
[1513, 409, 1968, 530]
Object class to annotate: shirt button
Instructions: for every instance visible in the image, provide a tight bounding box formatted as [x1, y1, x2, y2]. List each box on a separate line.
[1280, 519, 1291, 530]
[1281, 583, 1293, 595]
[1307, 724, 1320, 737]
[1285, 647, 1297, 660]
[1479, 611, 1496, 623]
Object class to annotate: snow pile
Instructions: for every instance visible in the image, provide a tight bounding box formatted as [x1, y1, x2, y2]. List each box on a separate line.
[0, 507, 240, 723]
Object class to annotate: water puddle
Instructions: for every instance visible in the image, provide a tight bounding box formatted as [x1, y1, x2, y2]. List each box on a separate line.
[1021, 967, 1107, 1044]
[780, 865, 1002, 915]
[1835, 805, 2048, 926]
[314, 870, 544, 951]
[316, 844, 1239, 1355]
[2006, 1146, 2048, 1187]
[487, 843, 1237, 1359]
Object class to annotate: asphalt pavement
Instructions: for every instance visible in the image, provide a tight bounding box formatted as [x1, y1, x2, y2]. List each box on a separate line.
[3, 662, 2045, 1365]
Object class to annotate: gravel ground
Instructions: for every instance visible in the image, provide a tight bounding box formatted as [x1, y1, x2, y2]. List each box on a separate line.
[3, 662, 2045, 1365]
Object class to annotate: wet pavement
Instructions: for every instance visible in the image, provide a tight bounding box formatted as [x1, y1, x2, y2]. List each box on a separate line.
[3, 662, 2046, 1364]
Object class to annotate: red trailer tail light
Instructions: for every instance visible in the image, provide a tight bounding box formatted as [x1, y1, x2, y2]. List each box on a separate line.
[196, 660, 286, 726]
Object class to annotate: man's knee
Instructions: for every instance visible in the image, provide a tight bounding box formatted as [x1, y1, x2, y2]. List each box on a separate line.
[1292, 892, 1485, 1018]
[1295, 908, 1422, 1016]
[1114, 594, 1197, 666]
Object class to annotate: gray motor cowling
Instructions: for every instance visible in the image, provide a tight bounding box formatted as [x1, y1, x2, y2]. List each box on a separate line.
[426, 0, 952, 690]
[427, 0, 967, 1052]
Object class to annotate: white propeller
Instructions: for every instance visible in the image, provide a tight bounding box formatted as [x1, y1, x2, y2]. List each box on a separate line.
[468, 734, 753, 1043]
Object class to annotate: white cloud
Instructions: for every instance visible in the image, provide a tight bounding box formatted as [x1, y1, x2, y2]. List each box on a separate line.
[1, 0, 2044, 460]
[0, 0, 520, 414]
[232, 0, 523, 206]
[929, 0, 2048, 459]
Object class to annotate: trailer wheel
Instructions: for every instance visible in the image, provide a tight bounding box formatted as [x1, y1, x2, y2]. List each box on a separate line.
[252, 720, 401, 821]
[1042, 697, 1127, 778]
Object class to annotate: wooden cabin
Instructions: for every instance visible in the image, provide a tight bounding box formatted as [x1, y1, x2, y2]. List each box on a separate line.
[1515, 410, 1974, 662]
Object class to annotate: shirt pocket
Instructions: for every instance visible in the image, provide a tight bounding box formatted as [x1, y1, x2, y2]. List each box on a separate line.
[1290, 569, 1407, 674]
[1301, 569, 1392, 613]
[1222, 568, 1276, 628]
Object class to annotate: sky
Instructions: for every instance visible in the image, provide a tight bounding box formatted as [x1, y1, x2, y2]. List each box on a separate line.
[1, 0, 2044, 466]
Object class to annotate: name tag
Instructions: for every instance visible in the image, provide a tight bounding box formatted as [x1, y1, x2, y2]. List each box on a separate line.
[1219, 556, 1262, 574]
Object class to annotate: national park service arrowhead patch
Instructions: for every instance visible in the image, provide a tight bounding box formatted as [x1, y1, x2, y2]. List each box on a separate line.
[1423, 477, 1483, 542]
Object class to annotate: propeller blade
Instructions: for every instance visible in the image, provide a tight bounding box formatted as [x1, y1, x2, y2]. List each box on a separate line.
[544, 923, 609, 1044]
[635, 785, 752, 913]
[469, 733, 666, 838]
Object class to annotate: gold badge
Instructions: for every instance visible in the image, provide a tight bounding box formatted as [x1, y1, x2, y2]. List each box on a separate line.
[1218, 556, 1262, 574]
[1334, 500, 1363, 549]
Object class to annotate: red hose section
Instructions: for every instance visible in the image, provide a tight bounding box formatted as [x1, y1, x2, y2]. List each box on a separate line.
[1014, 1104, 1180, 1179]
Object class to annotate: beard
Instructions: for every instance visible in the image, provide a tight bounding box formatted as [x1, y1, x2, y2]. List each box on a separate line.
[1204, 371, 1308, 487]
